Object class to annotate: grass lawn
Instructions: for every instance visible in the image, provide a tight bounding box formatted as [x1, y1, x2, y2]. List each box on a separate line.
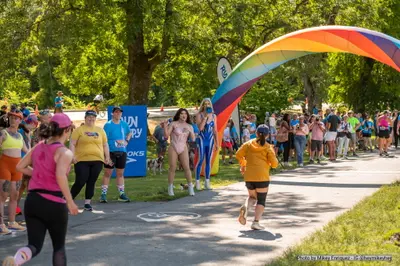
[268, 182, 400, 266]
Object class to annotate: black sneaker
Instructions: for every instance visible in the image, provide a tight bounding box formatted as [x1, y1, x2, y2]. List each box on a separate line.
[353, 152, 359, 157]
[309, 159, 314, 164]
[317, 159, 321, 164]
[84, 204, 93, 211]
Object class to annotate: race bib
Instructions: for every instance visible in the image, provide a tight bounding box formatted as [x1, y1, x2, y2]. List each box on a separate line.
[115, 140, 126, 148]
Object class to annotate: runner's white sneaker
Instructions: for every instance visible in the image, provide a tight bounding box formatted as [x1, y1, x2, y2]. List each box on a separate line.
[188, 183, 195, 196]
[204, 179, 212, 190]
[196, 180, 201, 190]
[251, 221, 265, 230]
[168, 184, 174, 196]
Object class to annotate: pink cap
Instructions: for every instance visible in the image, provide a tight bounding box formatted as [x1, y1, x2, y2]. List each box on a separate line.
[51, 113, 72, 128]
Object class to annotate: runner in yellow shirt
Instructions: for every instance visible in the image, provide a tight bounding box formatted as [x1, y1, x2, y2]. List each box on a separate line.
[236, 124, 278, 230]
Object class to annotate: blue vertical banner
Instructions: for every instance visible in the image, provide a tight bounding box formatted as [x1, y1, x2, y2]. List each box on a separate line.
[107, 105, 147, 177]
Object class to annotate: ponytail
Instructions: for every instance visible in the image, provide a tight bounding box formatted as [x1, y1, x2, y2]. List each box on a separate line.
[257, 132, 266, 146]
[39, 121, 67, 139]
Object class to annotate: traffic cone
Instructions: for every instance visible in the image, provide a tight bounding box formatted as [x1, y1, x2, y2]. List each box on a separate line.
[160, 104, 164, 112]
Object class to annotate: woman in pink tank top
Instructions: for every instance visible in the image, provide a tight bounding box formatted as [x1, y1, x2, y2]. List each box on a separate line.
[377, 110, 392, 156]
[162, 108, 195, 197]
[3, 113, 78, 266]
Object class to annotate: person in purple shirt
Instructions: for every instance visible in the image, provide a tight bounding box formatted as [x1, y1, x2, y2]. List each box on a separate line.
[3, 113, 78, 266]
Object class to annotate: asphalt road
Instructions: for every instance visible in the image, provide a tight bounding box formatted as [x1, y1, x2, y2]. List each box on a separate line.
[1, 150, 399, 265]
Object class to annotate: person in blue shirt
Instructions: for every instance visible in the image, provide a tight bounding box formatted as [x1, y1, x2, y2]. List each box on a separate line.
[100, 106, 132, 203]
[54, 91, 64, 113]
[361, 114, 374, 152]
[312, 105, 318, 115]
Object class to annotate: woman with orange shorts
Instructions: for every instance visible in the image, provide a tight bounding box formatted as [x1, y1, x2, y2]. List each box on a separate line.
[0, 109, 28, 235]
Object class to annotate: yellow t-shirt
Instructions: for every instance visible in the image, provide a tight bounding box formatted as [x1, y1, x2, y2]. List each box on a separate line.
[71, 125, 107, 162]
[235, 139, 278, 182]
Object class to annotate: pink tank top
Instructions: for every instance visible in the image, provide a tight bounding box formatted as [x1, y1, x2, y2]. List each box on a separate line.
[379, 118, 389, 128]
[29, 142, 69, 203]
[171, 127, 189, 155]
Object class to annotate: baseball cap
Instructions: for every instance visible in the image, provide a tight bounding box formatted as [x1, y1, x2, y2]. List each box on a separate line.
[85, 110, 97, 117]
[57, 91, 63, 95]
[256, 124, 270, 134]
[51, 113, 72, 128]
[8, 109, 23, 119]
[26, 114, 39, 126]
[22, 108, 30, 118]
[112, 106, 123, 113]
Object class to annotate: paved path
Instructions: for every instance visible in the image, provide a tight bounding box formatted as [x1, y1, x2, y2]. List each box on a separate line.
[1, 150, 399, 265]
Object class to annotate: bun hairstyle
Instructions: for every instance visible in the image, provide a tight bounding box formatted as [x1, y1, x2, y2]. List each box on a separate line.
[256, 124, 269, 146]
[39, 121, 70, 139]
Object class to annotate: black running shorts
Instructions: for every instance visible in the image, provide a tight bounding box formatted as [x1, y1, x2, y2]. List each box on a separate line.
[245, 181, 270, 190]
[104, 152, 127, 169]
[378, 129, 390, 139]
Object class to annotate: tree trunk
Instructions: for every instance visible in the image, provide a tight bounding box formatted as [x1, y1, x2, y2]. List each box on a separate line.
[127, 45, 153, 104]
[356, 57, 375, 112]
[124, 0, 173, 105]
[303, 74, 321, 114]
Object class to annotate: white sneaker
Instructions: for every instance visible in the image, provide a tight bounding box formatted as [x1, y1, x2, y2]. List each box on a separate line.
[251, 221, 265, 230]
[299, 163, 304, 167]
[195, 180, 201, 190]
[204, 179, 212, 190]
[188, 183, 195, 196]
[168, 184, 174, 196]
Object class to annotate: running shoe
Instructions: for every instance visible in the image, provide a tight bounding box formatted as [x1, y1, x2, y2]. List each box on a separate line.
[118, 193, 130, 202]
[2, 256, 16, 266]
[195, 180, 201, 190]
[309, 159, 314, 164]
[317, 159, 321, 164]
[99, 193, 108, 203]
[84, 204, 93, 211]
[188, 184, 195, 196]
[238, 205, 248, 225]
[8, 222, 26, 232]
[0, 224, 11, 235]
[168, 184, 175, 196]
[251, 221, 265, 230]
[204, 179, 212, 190]
[16, 206, 22, 216]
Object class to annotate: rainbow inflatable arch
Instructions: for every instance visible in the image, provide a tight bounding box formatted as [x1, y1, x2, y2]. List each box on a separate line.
[210, 26, 400, 174]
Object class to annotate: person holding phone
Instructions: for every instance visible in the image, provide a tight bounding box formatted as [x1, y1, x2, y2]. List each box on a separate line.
[163, 108, 195, 196]
[195, 98, 219, 190]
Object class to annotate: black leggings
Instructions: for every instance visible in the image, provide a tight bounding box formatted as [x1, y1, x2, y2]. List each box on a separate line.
[25, 192, 68, 266]
[71, 161, 103, 200]
[394, 132, 399, 148]
[277, 141, 290, 162]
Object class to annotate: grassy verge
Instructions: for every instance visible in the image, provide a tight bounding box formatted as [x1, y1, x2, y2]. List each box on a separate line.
[268, 182, 400, 266]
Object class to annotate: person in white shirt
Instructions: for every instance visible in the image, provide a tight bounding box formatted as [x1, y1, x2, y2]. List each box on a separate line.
[242, 121, 251, 143]
[221, 122, 234, 164]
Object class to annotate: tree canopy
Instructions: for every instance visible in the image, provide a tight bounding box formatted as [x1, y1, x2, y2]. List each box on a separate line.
[1, 0, 400, 117]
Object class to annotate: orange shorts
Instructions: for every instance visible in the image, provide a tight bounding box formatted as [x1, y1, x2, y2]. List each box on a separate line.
[0, 154, 22, 182]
